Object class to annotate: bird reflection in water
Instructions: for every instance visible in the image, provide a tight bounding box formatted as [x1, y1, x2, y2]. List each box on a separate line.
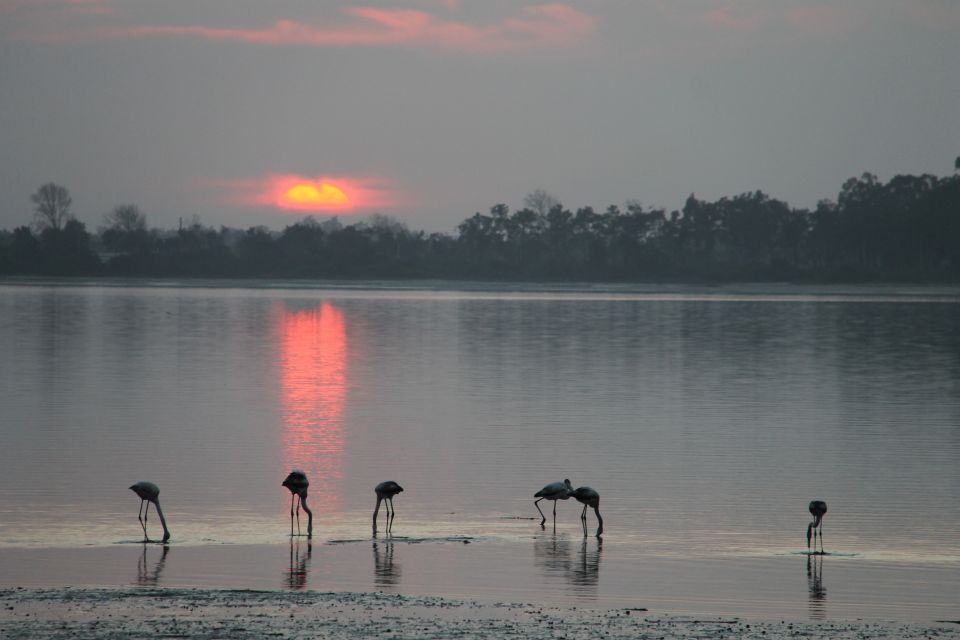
[284, 540, 312, 590]
[569, 538, 602, 593]
[534, 533, 602, 596]
[534, 532, 572, 579]
[136, 544, 169, 587]
[372, 536, 401, 588]
[806, 553, 827, 619]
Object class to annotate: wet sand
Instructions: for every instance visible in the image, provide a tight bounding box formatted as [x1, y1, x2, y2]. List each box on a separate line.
[1, 536, 959, 634]
[2, 587, 959, 640]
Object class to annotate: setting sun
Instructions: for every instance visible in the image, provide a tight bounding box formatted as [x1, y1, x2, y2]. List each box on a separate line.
[284, 182, 350, 208]
[228, 173, 403, 214]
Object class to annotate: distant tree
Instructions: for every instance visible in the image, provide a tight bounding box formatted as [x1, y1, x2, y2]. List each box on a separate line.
[320, 216, 343, 234]
[39, 218, 99, 274]
[31, 183, 73, 232]
[103, 204, 146, 234]
[101, 204, 149, 254]
[278, 218, 325, 273]
[955, 156, 959, 172]
[368, 213, 408, 234]
[523, 189, 560, 217]
[236, 226, 280, 275]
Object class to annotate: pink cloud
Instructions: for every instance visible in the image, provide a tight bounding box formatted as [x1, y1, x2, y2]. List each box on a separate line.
[96, 4, 595, 52]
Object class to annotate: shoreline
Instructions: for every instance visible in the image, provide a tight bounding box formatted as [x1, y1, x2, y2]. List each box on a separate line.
[2, 587, 958, 640]
[1, 540, 959, 624]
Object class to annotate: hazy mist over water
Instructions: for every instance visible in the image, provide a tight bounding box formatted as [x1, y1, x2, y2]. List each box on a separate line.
[0, 281, 959, 617]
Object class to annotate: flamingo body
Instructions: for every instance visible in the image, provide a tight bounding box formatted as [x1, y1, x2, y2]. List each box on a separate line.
[373, 481, 404, 533]
[807, 499, 827, 553]
[283, 470, 313, 538]
[534, 479, 573, 527]
[571, 486, 603, 537]
[129, 481, 170, 543]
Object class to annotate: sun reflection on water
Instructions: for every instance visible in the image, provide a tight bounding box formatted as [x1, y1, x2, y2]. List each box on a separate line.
[279, 303, 348, 517]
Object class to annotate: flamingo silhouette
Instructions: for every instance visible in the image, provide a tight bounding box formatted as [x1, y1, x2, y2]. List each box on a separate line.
[129, 481, 170, 543]
[373, 481, 403, 533]
[807, 500, 827, 553]
[570, 486, 603, 537]
[282, 470, 313, 538]
[534, 479, 573, 528]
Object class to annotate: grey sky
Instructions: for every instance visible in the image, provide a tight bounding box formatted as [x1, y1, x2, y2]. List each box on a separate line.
[1, 0, 958, 232]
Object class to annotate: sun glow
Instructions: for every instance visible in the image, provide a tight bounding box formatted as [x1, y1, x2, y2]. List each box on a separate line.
[284, 182, 351, 209]
[227, 173, 401, 214]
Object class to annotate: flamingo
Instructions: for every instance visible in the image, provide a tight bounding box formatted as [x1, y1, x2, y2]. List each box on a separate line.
[129, 481, 170, 543]
[807, 500, 827, 553]
[570, 486, 603, 537]
[373, 481, 403, 533]
[534, 479, 573, 527]
[282, 470, 313, 538]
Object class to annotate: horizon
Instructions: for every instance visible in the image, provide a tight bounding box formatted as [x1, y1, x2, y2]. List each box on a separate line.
[2, 1, 959, 234]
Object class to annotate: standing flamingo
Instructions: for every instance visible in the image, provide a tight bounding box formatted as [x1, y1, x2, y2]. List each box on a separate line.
[570, 486, 604, 538]
[534, 479, 573, 528]
[373, 481, 403, 533]
[129, 481, 170, 543]
[807, 500, 827, 553]
[282, 470, 313, 538]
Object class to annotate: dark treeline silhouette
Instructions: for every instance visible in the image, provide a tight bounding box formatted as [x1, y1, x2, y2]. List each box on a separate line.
[2, 169, 959, 281]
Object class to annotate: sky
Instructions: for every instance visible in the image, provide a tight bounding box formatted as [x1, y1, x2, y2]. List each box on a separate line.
[1, 0, 958, 233]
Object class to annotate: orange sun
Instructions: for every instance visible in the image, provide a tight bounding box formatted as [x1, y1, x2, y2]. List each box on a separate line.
[277, 180, 353, 210]
[284, 182, 351, 209]
[229, 173, 402, 213]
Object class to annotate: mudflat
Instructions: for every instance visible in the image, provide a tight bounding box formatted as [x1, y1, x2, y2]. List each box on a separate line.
[2, 588, 958, 640]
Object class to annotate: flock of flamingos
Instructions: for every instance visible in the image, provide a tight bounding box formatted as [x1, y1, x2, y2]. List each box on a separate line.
[129, 473, 829, 553]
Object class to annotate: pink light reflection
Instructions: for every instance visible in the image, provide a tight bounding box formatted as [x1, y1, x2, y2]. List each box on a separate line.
[279, 303, 348, 518]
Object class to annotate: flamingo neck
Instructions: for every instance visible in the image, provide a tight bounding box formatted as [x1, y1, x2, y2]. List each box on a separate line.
[300, 494, 313, 536]
[153, 501, 170, 542]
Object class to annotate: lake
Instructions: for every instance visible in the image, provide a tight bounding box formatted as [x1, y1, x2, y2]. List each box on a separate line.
[1, 279, 958, 619]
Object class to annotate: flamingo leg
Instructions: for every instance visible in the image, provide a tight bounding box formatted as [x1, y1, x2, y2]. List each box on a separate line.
[137, 500, 147, 539]
[552, 499, 557, 526]
[295, 494, 302, 537]
[144, 501, 151, 541]
[534, 498, 546, 527]
[373, 496, 383, 532]
[580, 504, 588, 537]
[289, 494, 295, 537]
[819, 522, 825, 553]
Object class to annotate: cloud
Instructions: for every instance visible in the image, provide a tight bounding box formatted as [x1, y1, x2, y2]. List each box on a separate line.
[27, 4, 596, 52]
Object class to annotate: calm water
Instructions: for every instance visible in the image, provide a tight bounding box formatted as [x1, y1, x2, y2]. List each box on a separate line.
[1, 280, 958, 618]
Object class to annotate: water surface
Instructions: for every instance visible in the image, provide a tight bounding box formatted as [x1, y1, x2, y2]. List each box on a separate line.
[1, 280, 958, 618]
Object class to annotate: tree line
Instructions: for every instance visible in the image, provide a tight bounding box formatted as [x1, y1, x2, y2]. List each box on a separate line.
[2, 166, 959, 281]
